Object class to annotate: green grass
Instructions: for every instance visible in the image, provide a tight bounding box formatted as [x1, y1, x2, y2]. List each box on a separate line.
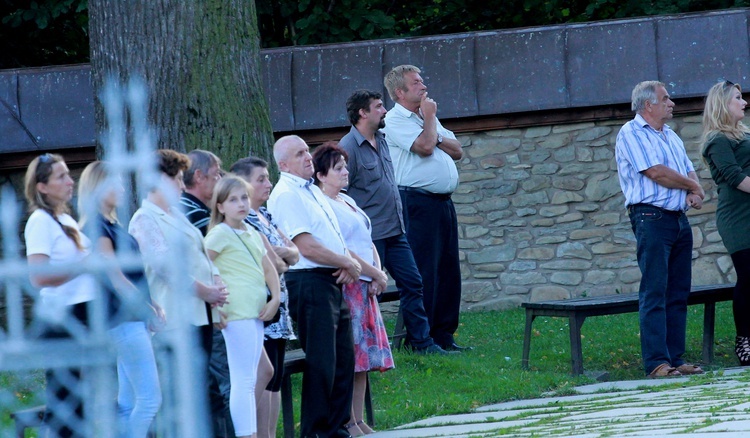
[1, 302, 738, 436]
[362, 301, 738, 430]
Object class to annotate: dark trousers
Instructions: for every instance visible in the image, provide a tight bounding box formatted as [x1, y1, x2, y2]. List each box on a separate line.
[286, 269, 354, 438]
[400, 189, 462, 347]
[629, 203, 693, 374]
[730, 248, 750, 337]
[208, 328, 235, 437]
[374, 233, 434, 349]
[42, 302, 89, 438]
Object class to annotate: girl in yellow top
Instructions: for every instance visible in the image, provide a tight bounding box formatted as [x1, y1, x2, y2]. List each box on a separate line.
[205, 175, 280, 438]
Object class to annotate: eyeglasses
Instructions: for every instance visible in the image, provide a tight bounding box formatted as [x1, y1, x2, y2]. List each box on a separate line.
[38, 153, 53, 164]
[724, 80, 736, 88]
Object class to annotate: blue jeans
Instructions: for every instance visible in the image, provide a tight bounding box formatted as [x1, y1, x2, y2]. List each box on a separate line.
[374, 233, 434, 349]
[110, 321, 162, 438]
[629, 204, 692, 374]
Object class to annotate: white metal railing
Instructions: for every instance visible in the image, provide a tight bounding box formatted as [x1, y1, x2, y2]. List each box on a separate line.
[0, 78, 209, 437]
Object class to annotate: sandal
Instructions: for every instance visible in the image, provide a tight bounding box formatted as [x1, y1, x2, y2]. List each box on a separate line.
[345, 422, 364, 437]
[648, 363, 681, 378]
[736, 336, 750, 366]
[356, 420, 375, 435]
[675, 363, 704, 375]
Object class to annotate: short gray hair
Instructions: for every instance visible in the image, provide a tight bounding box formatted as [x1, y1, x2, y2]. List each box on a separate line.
[384, 65, 421, 101]
[631, 81, 665, 113]
[184, 149, 221, 188]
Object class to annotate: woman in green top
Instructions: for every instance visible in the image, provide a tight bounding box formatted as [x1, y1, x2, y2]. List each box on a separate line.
[701, 80, 750, 365]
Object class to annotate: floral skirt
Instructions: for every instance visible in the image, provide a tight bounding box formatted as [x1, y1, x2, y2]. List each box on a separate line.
[343, 280, 395, 373]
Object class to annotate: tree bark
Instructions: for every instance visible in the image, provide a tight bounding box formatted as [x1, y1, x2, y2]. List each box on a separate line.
[88, 0, 274, 168]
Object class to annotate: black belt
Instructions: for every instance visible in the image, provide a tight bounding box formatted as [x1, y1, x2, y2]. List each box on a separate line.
[288, 267, 339, 275]
[398, 186, 452, 200]
[628, 203, 684, 216]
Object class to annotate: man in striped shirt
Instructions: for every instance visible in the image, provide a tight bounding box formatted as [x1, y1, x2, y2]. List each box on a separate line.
[615, 80, 705, 378]
[179, 149, 233, 436]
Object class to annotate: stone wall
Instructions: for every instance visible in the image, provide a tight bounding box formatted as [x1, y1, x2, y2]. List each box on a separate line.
[454, 113, 732, 311]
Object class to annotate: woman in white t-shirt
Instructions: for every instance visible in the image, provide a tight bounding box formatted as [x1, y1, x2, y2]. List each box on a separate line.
[24, 153, 98, 438]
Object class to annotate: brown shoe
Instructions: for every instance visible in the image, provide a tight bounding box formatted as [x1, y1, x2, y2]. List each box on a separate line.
[675, 363, 704, 375]
[648, 363, 681, 378]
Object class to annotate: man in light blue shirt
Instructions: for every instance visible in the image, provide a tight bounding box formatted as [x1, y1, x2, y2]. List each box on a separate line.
[268, 135, 360, 438]
[615, 80, 705, 378]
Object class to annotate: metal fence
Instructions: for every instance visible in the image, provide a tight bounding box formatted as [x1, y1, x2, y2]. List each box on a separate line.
[0, 79, 208, 437]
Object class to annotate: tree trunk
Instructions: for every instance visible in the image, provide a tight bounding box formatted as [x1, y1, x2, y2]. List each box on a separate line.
[88, 0, 274, 168]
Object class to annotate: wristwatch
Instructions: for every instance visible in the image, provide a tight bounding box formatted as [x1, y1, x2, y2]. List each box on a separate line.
[437, 134, 443, 145]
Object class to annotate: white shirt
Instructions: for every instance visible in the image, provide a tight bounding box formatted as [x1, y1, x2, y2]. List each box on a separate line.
[326, 193, 374, 281]
[267, 172, 348, 270]
[24, 209, 97, 306]
[383, 102, 460, 194]
[128, 199, 219, 328]
[615, 114, 695, 211]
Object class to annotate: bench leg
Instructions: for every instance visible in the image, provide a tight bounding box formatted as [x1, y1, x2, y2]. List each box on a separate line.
[569, 314, 586, 376]
[393, 304, 406, 351]
[522, 310, 536, 370]
[281, 374, 295, 438]
[703, 302, 717, 364]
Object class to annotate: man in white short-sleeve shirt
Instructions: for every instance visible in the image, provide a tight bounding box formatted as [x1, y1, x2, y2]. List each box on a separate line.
[381, 64, 470, 351]
[267, 135, 360, 438]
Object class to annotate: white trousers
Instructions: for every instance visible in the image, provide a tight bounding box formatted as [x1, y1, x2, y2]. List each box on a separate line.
[222, 318, 264, 436]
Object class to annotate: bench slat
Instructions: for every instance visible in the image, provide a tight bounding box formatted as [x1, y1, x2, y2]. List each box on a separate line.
[521, 284, 734, 375]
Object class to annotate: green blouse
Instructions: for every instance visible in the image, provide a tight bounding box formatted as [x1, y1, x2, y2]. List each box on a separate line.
[702, 133, 750, 254]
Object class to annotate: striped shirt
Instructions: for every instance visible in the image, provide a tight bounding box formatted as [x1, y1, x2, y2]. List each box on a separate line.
[179, 192, 211, 236]
[615, 114, 695, 212]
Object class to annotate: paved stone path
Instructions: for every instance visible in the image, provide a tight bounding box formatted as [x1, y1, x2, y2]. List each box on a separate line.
[371, 368, 750, 437]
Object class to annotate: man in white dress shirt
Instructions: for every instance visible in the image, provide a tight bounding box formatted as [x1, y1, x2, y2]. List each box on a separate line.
[382, 65, 470, 351]
[268, 135, 361, 438]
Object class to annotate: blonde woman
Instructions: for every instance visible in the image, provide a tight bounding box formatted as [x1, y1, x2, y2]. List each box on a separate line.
[701, 80, 750, 366]
[204, 175, 280, 438]
[24, 153, 97, 437]
[78, 161, 162, 437]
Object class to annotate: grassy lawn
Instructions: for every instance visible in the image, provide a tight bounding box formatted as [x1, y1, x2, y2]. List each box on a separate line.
[362, 301, 738, 430]
[1, 302, 738, 435]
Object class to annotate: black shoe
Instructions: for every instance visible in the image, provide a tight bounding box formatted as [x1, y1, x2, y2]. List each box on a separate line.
[414, 344, 460, 355]
[442, 342, 474, 351]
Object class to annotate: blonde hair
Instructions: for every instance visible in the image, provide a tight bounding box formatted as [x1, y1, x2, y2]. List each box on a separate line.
[384, 65, 421, 101]
[23, 153, 82, 249]
[208, 174, 254, 231]
[77, 161, 119, 228]
[701, 81, 750, 156]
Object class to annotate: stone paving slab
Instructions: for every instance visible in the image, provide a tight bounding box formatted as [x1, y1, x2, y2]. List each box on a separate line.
[371, 368, 750, 437]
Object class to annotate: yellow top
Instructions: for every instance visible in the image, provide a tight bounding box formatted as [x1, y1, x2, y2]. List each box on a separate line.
[205, 223, 267, 321]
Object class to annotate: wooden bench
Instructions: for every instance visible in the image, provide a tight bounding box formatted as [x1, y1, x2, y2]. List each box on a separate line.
[378, 285, 406, 350]
[521, 284, 734, 375]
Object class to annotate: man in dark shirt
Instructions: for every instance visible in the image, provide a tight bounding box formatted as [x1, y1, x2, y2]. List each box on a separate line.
[179, 149, 234, 437]
[339, 89, 456, 355]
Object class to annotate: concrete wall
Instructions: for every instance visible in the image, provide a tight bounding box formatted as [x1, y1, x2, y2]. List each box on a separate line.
[453, 112, 730, 310]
